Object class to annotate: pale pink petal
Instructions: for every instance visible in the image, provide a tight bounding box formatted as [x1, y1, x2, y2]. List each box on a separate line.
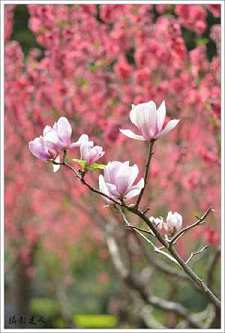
[106, 182, 120, 197]
[104, 161, 122, 183]
[70, 134, 91, 148]
[29, 137, 49, 161]
[116, 161, 132, 193]
[127, 164, 139, 187]
[157, 100, 166, 132]
[120, 129, 145, 141]
[156, 119, 180, 138]
[131, 101, 157, 138]
[55, 117, 72, 145]
[44, 129, 60, 145]
[52, 155, 61, 173]
[140, 102, 158, 138]
[99, 175, 113, 202]
[125, 178, 144, 200]
[43, 125, 53, 136]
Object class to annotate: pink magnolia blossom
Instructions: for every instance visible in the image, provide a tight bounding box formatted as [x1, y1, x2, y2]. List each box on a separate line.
[150, 212, 182, 235]
[43, 116, 80, 149]
[80, 139, 105, 165]
[120, 101, 179, 141]
[29, 117, 85, 172]
[29, 136, 58, 161]
[165, 211, 183, 234]
[99, 161, 144, 202]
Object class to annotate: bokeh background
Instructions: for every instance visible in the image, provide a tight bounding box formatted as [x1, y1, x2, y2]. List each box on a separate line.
[4, 4, 221, 329]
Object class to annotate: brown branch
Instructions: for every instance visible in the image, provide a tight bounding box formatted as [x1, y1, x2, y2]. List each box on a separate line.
[125, 224, 155, 236]
[128, 207, 221, 309]
[133, 233, 190, 282]
[135, 139, 155, 208]
[105, 223, 201, 329]
[169, 208, 213, 245]
[57, 162, 221, 310]
[185, 246, 208, 264]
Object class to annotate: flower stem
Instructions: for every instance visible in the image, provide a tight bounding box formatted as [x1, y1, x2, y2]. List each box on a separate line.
[135, 139, 155, 208]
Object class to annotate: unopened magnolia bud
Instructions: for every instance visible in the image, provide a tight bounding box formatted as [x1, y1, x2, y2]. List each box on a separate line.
[165, 211, 183, 234]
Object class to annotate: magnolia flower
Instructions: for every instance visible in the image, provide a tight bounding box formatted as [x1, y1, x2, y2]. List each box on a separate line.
[43, 117, 81, 149]
[80, 141, 104, 165]
[29, 117, 88, 172]
[99, 161, 144, 202]
[149, 216, 164, 230]
[165, 211, 183, 234]
[29, 137, 61, 172]
[120, 100, 179, 141]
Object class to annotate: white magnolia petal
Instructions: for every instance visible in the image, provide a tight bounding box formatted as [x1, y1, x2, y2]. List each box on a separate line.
[56, 117, 72, 142]
[99, 175, 110, 200]
[125, 178, 144, 200]
[104, 161, 123, 183]
[130, 101, 157, 138]
[44, 129, 60, 144]
[52, 155, 61, 173]
[128, 164, 139, 187]
[157, 119, 180, 138]
[157, 100, 166, 131]
[43, 125, 53, 136]
[70, 134, 91, 148]
[141, 102, 157, 138]
[135, 177, 145, 190]
[120, 129, 145, 141]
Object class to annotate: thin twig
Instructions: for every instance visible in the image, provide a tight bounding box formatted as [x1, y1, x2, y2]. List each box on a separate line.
[133, 233, 190, 281]
[135, 139, 155, 208]
[129, 207, 221, 309]
[185, 246, 208, 264]
[125, 224, 155, 236]
[118, 207, 179, 265]
[169, 208, 213, 246]
[104, 221, 201, 328]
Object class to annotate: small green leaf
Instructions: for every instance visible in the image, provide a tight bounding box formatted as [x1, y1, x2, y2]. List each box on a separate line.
[72, 160, 106, 171]
[72, 159, 87, 170]
[90, 163, 106, 170]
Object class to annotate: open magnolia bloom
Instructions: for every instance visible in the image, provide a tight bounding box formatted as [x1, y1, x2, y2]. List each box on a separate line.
[80, 140, 104, 165]
[43, 117, 82, 149]
[29, 118, 91, 172]
[99, 161, 144, 203]
[120, 100, 180, 141]
[29, 136, 61, 172]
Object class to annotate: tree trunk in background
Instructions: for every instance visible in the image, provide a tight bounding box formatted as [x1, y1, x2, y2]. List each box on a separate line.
[5, 258, 32, 329]
[13, 259, 31, 328]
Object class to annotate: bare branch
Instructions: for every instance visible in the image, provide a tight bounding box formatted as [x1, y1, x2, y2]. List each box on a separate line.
[125, 224, 155, 236]
[185, 246, 208, 264]
[118, 207, 179, 265]
[135, 139, 155, 208]
[58, 162, 221, 310]
[133, 234, 190, 282]
[169, 208, 213, 246]
[104, 220, 201, 328]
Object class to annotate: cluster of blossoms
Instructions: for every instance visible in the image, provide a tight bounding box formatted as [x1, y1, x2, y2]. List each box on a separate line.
[5, 4, 220, 268]
[29, 117, 104, 172]
[29, 100, 183, 233]
[150, 211, 183, 236]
